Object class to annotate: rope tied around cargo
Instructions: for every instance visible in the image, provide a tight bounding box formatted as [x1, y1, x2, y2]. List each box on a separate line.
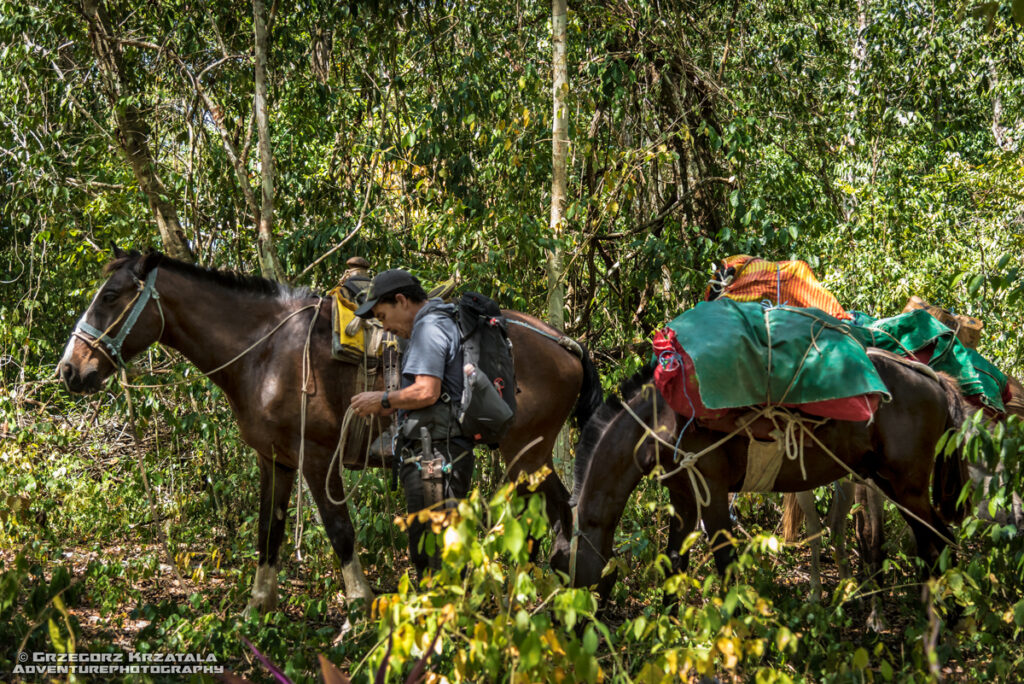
[616, 386, 959, 551]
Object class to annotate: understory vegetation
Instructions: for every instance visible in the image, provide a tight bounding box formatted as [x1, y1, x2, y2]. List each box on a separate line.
[2, 0, 1024, 681]
[2, 362, 1024, 681]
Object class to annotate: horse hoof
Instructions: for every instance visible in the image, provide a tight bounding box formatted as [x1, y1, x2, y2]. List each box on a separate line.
[243, 591, 278, 618]
[332, 618, 354, 646]
[242, 596, 277, 619]
[866, 610, 886, 633]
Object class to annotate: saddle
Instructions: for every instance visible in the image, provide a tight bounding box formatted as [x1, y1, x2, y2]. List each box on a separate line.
[328, 257, 460, 366]
[327, 257, 387, 365]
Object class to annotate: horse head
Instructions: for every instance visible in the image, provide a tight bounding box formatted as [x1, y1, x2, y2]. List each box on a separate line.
[551, 365, 673, 592]
[59, 247, 165, 393]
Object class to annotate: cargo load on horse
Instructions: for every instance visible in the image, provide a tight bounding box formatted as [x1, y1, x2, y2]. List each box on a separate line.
[848, 308, 1009, 413]
[707, 254, 852, 320]
[654, 299, 889, 424]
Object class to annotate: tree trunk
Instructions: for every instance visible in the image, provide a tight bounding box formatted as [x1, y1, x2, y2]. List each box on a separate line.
[842, 0, 869, 224]
[549, 0, 570, 472]
[81, 0, 194, 263]
[547, 0, 568, 331]
[253, 0, 286, 281]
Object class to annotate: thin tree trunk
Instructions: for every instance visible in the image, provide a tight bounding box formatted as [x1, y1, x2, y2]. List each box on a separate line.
[990, 60, 1011, 151]
[548, 0, 568, 330]
[253, 0, 286, 281]
[841, 0, 869, 224]
[81, 0, 194, 263]
[549, 0, 570, 470]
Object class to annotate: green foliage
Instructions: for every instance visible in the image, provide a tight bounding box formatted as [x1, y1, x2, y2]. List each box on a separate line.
[363, 480, 606, 682]
[2, 0, 1024, 681]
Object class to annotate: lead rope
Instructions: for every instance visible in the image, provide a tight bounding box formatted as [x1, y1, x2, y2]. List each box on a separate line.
[324, 406, 379, 506]
[506, 319, 583, 358]
[118, 303, 321, 390]
[795, 416, 961, 550]
[293, 298, 325, 561]
[324, 330, 397, 507]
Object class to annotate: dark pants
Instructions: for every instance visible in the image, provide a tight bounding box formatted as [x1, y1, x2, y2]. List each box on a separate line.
[399, 440, 474, 576]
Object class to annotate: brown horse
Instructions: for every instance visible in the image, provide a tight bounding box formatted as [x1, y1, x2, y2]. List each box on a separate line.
[782, 374, 1024, 607]
[58, 249, 602, 613]
[552, 351, 967, 605]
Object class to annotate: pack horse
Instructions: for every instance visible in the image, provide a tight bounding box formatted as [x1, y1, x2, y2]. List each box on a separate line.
[59, 248, 601, 613]
[553, 353, 968, 609]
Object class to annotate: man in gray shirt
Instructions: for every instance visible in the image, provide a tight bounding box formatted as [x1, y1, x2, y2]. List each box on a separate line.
[350, 269, 474, 575]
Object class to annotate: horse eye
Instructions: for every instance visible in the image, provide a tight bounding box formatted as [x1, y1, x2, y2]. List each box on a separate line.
[102, 291, 119, 304]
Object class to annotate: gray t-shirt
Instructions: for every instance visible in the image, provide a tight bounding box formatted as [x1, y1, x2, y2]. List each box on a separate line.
[401, 298, 464, 402]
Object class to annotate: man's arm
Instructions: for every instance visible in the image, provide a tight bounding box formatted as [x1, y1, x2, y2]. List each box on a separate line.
[350, 374, 441, 417]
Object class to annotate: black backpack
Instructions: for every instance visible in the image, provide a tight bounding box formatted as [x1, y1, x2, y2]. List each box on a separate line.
[451, 292, 517, 446]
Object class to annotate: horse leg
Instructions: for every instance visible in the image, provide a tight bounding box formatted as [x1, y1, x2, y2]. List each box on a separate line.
[703, 489, 737, 578]
[527, 469, 571, 560]
[246, 456, 296, 615]
[662, 487, 700, 607]
[501, 435, 571, 562]
[794, 490, 822, 602]
[826, 479, 854, 583]
[303, 463, 375, 611]
[853, 482, 886, 632]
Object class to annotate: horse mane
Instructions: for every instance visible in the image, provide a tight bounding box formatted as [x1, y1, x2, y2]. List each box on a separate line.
[570, 363, 655, 504]
[571, 343, 605, 429]
[104, 250, 314, 300]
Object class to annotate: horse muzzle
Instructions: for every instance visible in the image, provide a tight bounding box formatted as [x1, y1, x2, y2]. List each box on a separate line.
[59, 360, 103, 394]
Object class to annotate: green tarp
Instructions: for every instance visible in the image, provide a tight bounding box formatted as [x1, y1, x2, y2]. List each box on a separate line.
[664, 299, 890, 410]
[848, 309, 1007, 412]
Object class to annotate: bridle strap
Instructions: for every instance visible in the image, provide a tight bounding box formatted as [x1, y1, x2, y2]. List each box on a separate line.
[75, 268, 161, 366]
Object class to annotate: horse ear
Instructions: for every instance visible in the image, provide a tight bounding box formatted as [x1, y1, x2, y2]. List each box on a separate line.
[136, 250, 161, 277]
[111, 242, 127, 259]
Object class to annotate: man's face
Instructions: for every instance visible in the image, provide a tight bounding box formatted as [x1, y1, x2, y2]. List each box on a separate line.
[371, 295, 417, 338]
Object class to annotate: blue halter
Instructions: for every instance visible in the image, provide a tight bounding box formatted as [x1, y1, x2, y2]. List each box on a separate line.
[75, 268, 160, 366]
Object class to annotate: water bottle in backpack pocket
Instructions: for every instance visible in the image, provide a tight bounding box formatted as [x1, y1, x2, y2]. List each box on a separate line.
[460, 363, 515, 446]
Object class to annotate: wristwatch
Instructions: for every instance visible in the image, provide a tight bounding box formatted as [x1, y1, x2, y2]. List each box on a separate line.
[380, 391, 391, 409]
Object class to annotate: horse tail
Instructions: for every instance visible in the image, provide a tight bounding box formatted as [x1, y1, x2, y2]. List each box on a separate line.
[932, 372, 969, 525]
[781, 492, 804, 542]
[572, 342, 604, 430]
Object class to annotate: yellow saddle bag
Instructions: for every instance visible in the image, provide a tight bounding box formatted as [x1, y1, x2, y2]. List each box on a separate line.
[328, 289, 367, 363]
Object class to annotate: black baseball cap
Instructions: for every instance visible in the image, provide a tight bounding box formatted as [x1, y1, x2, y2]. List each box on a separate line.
[354, 269, 421, 317]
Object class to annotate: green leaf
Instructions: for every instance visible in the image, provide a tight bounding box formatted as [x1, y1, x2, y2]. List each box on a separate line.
[967, 274, 985, 296]
[504, 518, 524, 555]
[582, 625, 598, 654]
[48, 617, 66, 653]
[853, 647, 869, 669]
[1014, 599, 1024, 626]
[632, 616, 647, 640]
[519, 632, 541, 668]
[1014, 0, 1024, 25]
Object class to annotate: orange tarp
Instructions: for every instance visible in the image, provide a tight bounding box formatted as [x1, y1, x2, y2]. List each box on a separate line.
[707, 255, 852, 321]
